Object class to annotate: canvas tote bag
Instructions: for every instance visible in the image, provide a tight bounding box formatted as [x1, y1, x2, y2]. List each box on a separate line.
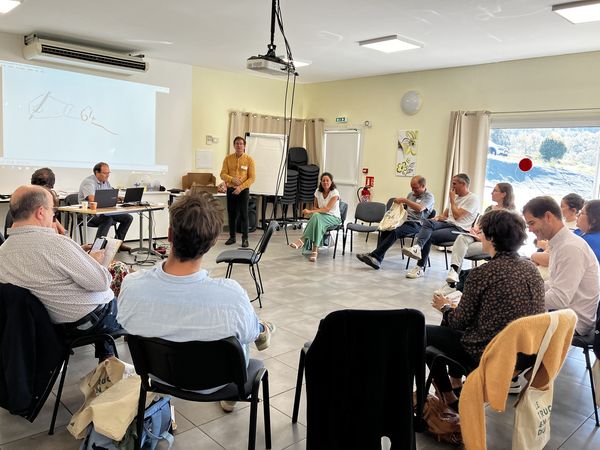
[512, 313, 558, 450]
[378, 202, 407, 231]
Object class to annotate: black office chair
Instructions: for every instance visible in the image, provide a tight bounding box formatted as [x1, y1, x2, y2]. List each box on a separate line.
[324, 201, 348, 259]
[127, 335, 271, 450]
[291, 309, 426, 449]
[4, 209, 13, 238]
[216, 221, 278, 307]
[343, 201, 386, 255]
[571, 301, 600, 426]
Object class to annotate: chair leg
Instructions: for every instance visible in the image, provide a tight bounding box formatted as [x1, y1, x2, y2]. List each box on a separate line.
[134, 385, 146, 450]
[292, 348, 306, 423]
[333, 229, 340, 259]
[249, 265, 262, 308]
[350, 230, 353, 253]
[262, 372, 272, 449]
[49, 352, 71, 435]
[249, 387, 259, 450]
[341, 229, 346, 256]
[225, 264, 233, 278]
[583, 348, 600, 426]
[255, 263, 264, 294]
[444, 247, 449, 270]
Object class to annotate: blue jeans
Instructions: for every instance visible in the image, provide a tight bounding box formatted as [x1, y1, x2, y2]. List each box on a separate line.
[414, 220, 462, 267]
[371, 221, 422, 262]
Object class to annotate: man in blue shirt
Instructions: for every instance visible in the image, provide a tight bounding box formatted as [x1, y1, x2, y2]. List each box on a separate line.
[78, 162, 132, 250]
[117, 191, 274, 412]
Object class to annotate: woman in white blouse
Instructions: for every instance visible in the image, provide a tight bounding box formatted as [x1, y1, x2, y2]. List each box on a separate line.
[289, 172, 341, 262]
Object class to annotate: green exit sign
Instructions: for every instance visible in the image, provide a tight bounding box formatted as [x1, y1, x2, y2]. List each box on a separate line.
[335, 116, 348, 123]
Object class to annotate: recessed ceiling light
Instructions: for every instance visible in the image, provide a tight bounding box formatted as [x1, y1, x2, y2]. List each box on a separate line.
[0, 0, 21, 14]
[278, 55, 311, 68]
[553, 0, 600, 24]
[358, 35, 422, 53]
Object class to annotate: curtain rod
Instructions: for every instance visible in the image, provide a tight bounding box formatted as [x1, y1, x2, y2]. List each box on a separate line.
[491, 107, 600, 115]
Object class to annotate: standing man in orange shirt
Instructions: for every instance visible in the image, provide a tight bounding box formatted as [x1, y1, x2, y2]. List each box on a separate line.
[220, 136, 256, 248]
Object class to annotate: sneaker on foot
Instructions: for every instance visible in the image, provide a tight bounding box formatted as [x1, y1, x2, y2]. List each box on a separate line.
[220, 400, 237, 412]
[255, 321, 276, 351]
[446, 268, 460, 284]
[225, 237, 236, 245]
[356, 253, 381, 270]
[509, 370, 530, 394]
[406, 266, 424, 279]
[434, 284, 457, 296]
[402, 245, 422, 260]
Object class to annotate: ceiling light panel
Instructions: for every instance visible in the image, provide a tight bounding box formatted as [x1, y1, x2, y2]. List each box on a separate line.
[358, 35, 422, 53]
[553, 0, 600, 24]
[0, 0, 21, 14]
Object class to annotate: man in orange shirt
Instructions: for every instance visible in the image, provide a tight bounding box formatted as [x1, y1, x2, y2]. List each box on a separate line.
[220, 136, 256, 247]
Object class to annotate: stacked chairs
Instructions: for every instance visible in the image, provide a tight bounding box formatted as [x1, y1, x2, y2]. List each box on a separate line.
[287, 147, 308, 171]
[297, 164, 320, 213]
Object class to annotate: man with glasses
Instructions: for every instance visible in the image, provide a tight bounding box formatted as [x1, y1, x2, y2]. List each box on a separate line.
[403, 173, 480, 279]
[79, 162, 132, 250]
[0, 185, 121, 360]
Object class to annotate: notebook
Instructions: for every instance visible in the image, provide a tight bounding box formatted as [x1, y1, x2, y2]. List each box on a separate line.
[122, 187, 144, 205]
[93, 188, 119, 208]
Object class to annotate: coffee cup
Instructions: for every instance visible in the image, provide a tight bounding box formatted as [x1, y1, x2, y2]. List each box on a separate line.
[81, 201, 88, 209]
[89, 201, 97, 210]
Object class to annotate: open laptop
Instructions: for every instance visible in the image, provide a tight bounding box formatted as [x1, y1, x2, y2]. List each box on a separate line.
[121, 187, 144, 206]
[93, 189, 119, 208]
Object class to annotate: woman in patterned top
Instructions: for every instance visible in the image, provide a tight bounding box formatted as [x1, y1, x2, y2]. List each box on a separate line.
[426, 209, 545, 411]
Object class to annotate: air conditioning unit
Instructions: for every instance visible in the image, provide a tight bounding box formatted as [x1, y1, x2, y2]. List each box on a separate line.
[22, 34, 148, 75]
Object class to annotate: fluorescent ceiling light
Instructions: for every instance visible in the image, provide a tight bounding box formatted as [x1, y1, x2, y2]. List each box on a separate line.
[0, 0, 20, 14]
[552, 0, 600, 23]
[358, 35, 422, 53]
[279, 55, 311, 68]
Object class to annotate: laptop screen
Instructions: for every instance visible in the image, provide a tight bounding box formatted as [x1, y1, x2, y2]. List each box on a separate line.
[123, 187, 144, 203]
[94, 189, 118, 208]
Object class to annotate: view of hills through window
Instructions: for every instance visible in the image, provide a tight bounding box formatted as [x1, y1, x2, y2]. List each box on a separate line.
[484, 127, 600, 211]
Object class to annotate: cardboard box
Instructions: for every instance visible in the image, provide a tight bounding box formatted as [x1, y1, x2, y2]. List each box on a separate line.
[182, 173, 218, 193]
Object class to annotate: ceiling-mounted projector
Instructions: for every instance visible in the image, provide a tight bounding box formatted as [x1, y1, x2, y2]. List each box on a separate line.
[246, 54, 293, 76]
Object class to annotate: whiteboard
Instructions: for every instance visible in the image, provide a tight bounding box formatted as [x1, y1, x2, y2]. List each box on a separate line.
[245, 132, 287, 196]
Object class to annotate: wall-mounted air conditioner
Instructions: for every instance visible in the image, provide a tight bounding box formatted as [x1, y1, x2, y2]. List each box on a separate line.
[22, 34, 148, 75]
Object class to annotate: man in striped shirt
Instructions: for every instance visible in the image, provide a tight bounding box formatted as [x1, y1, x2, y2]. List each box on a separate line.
[0, 185, 121, 359]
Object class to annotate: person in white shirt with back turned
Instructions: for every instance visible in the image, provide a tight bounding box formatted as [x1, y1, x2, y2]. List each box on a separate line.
[523, 196, 599, 336]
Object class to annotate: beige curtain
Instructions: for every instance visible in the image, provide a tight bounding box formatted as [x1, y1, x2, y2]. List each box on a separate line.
[229, 111, 305, 153]
[443, 111, 491, 210]
[305, 118, 325, 165]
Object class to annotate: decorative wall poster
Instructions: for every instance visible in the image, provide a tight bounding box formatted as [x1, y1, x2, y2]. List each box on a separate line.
[396, 130, 418, 177]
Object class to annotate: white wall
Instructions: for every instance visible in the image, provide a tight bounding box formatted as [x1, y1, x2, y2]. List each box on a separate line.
[0, 32, 193, 194]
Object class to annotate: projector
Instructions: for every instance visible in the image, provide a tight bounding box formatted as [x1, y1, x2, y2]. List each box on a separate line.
[246, 55, 294, 76]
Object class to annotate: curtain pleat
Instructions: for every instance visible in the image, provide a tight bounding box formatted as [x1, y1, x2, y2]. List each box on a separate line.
[443, 111, 490, 210]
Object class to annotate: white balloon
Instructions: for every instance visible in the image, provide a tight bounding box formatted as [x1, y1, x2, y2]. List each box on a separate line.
[401, 91, 422, 115]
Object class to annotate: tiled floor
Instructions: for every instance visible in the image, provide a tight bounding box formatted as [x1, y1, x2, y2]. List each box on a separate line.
[1, 227, 599, 449]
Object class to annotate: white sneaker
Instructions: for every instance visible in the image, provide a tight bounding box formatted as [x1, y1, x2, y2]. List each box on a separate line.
[509, 370, 530, 394]
[220, 400, 237, 412]
[402, 245, 422, 260]
[434, 284, 457, 296]
[406, 266, 424, 279]
[446, 268, 460, 284]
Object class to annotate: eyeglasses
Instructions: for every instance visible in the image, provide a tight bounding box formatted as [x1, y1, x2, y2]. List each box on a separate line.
[100, 171, 111, 175]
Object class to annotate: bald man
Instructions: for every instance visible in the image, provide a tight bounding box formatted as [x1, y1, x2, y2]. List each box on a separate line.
[356, 176, 434, 270]
[0, 185, 121, 359]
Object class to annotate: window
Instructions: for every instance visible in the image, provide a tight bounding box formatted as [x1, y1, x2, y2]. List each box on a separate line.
[484, 120, 600, 213]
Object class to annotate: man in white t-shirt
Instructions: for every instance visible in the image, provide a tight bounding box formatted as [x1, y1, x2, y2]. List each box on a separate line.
[402, 173, 480, 278]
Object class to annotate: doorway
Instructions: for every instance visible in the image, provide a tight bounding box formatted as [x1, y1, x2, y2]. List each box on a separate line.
[322, 128, 363, 222]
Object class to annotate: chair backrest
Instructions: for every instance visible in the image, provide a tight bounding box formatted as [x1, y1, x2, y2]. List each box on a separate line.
[127, 335, 248, 398]
[255, 220, 278, 255]
[304, 308, 426, 449]
[593, 300, 600, 359]
[3, 210, 13, 237]
[354, 201, 386, 223]
[64, 193, 79, 206]
[288, 147, 308, 169]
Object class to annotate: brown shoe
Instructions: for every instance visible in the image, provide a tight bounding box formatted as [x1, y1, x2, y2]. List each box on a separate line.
[119, 243, 132, 253]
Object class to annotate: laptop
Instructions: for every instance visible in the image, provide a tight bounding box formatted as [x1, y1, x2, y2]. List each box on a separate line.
[93, 188, 119, 208]
[122, 187, 144, 206]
